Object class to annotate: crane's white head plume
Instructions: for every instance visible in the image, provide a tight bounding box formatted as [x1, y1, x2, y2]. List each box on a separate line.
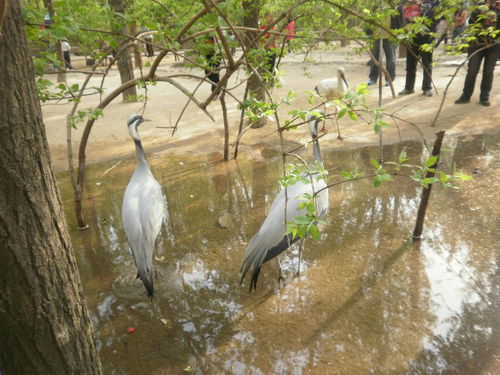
[127, 114, 151, 141]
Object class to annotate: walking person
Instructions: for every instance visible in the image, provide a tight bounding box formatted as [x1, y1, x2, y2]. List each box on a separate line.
[451, 8, 469, 41]
[61, 39, 72, 70]
[455, 0, 499, 106]
[285, 17, 295, 52]
[366, 11, 401, 86]
[260, 12, 278, 82]
[399, 0, 439, 97]
[144, 34, 154, 57]
[202, 35, 221, 100]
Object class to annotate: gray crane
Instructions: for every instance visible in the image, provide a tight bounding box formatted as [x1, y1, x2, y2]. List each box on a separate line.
[240, 115, 329, 291]
[122, 114, 166, 297]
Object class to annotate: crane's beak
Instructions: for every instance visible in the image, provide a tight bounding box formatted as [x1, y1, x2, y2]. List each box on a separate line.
[142, 118, 152, 122]
[342, 74, 349, 89]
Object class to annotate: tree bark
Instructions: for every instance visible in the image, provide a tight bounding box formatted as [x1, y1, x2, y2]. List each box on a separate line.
[0, 1, 103, 374]
[109, 0, 137, 102]
[412, 131, 446, 240]
[242, 0, 266, 128]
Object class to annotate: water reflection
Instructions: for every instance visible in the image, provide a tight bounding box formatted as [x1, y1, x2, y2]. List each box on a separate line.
[57, 134, 499, 374]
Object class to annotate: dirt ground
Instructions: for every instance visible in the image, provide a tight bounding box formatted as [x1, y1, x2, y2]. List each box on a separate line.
[41, 46, 500, 171]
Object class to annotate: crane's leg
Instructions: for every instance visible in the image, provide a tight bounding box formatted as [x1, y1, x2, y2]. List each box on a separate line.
[335, 106, 343, 140]
[296, 239, 305, 277]
[277, 255, 287, 288]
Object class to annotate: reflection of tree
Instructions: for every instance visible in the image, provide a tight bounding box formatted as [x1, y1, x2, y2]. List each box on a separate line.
[405, 294, 499, 375]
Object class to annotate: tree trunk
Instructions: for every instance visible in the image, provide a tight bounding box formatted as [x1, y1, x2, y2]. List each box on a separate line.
[0, 2, 102, 374]
[412, 131, 446, 240]
[242, 0, 266, 128]
[109, 0, 137, 102]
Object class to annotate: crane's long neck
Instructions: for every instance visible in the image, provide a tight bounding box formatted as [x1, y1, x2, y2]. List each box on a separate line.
[134, 138, 149, 169]
[312, 137, 322, 166]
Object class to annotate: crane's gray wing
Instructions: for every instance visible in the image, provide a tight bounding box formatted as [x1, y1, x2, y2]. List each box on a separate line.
[122, 172, 165, 296]
[241, 177, 325, 290]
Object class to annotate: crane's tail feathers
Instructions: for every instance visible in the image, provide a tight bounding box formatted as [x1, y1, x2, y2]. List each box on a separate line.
[137, 270, 154, 297]
[249, 267, 261, 292]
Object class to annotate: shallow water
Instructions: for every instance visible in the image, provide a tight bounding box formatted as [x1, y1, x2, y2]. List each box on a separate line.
[58, 133, 499, 375]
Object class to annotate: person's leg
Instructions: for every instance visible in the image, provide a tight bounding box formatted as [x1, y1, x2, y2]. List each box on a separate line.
[368, 40, 381, 83]
[403, 42, 417, 91]
[382, 39, 396, 81]
[421, 48, 433, 92]
[478, 44, 499, 103]
[63, 51, 71, 69]
[460, 46, 483, 100]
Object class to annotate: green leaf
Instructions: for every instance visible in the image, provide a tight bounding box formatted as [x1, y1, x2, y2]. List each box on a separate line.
[337, 107, 347, 119]
[425, 155, 438, 168]
[348, 110, 358, 121]
[374, 174, 382, 187]
[370, 159, 380, 169]
[309, 225, 320, 241]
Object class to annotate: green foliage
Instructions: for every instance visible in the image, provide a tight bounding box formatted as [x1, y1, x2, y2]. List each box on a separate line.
[69, 108, 103, 129]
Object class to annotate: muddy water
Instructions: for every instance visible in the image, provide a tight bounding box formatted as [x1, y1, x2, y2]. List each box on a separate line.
[58, 134, 499, 375]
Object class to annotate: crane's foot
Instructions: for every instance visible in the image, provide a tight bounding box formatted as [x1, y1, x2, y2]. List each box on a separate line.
[278, 275, 287, 288]
[277, 268, 287, 288]
[336, 134, 344, 141]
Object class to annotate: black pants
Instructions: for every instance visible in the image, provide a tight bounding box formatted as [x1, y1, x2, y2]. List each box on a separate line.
[405, 34, 433, 91]
[461, 44, 499, 101]
[369, 39, 396, 83]
[145, 43, 154, 57]
[264, 51, 277, 86]
[63, 51, 72, 69]
[204, 52, 220, 93]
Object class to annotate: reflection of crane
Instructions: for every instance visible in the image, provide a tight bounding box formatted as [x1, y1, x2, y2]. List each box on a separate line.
[240, 115, 329, 291]
[315, 67, 349, 139]
[122, 114, 165, 297]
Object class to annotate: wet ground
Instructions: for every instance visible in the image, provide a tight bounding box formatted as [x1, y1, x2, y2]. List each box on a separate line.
[58, 133, 499, 375]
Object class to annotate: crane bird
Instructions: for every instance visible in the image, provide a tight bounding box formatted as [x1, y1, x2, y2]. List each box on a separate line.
[240, 114, 329, 291]
[315, 66, 349, 139]
[315, 66, 349, 99]
[122, 114, 166, 297]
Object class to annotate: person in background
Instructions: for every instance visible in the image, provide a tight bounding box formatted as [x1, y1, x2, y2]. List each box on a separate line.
[61, 39, 72, 70]
[455, 0, 499, 106]
[260, 12, 278, 82]
[285, 17, 295, 52]
[202, 35, 221, 100]
[452, 7, 469, 41]
[435, 18, 449, 47]
[366, 8, 401, 86]
[399, 0, 439, 97]
[144, 34, 154, 57]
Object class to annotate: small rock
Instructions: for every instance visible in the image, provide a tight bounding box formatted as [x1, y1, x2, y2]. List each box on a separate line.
[218, 212, 235, 228]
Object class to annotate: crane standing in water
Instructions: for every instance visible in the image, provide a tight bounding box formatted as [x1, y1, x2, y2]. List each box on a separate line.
[122, 114, 166, 297]
[240, 115, 329, 291]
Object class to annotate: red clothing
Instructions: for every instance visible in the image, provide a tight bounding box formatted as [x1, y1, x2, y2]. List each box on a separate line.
[260, 25, 276, 49]
[285, 21, 295, 41]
